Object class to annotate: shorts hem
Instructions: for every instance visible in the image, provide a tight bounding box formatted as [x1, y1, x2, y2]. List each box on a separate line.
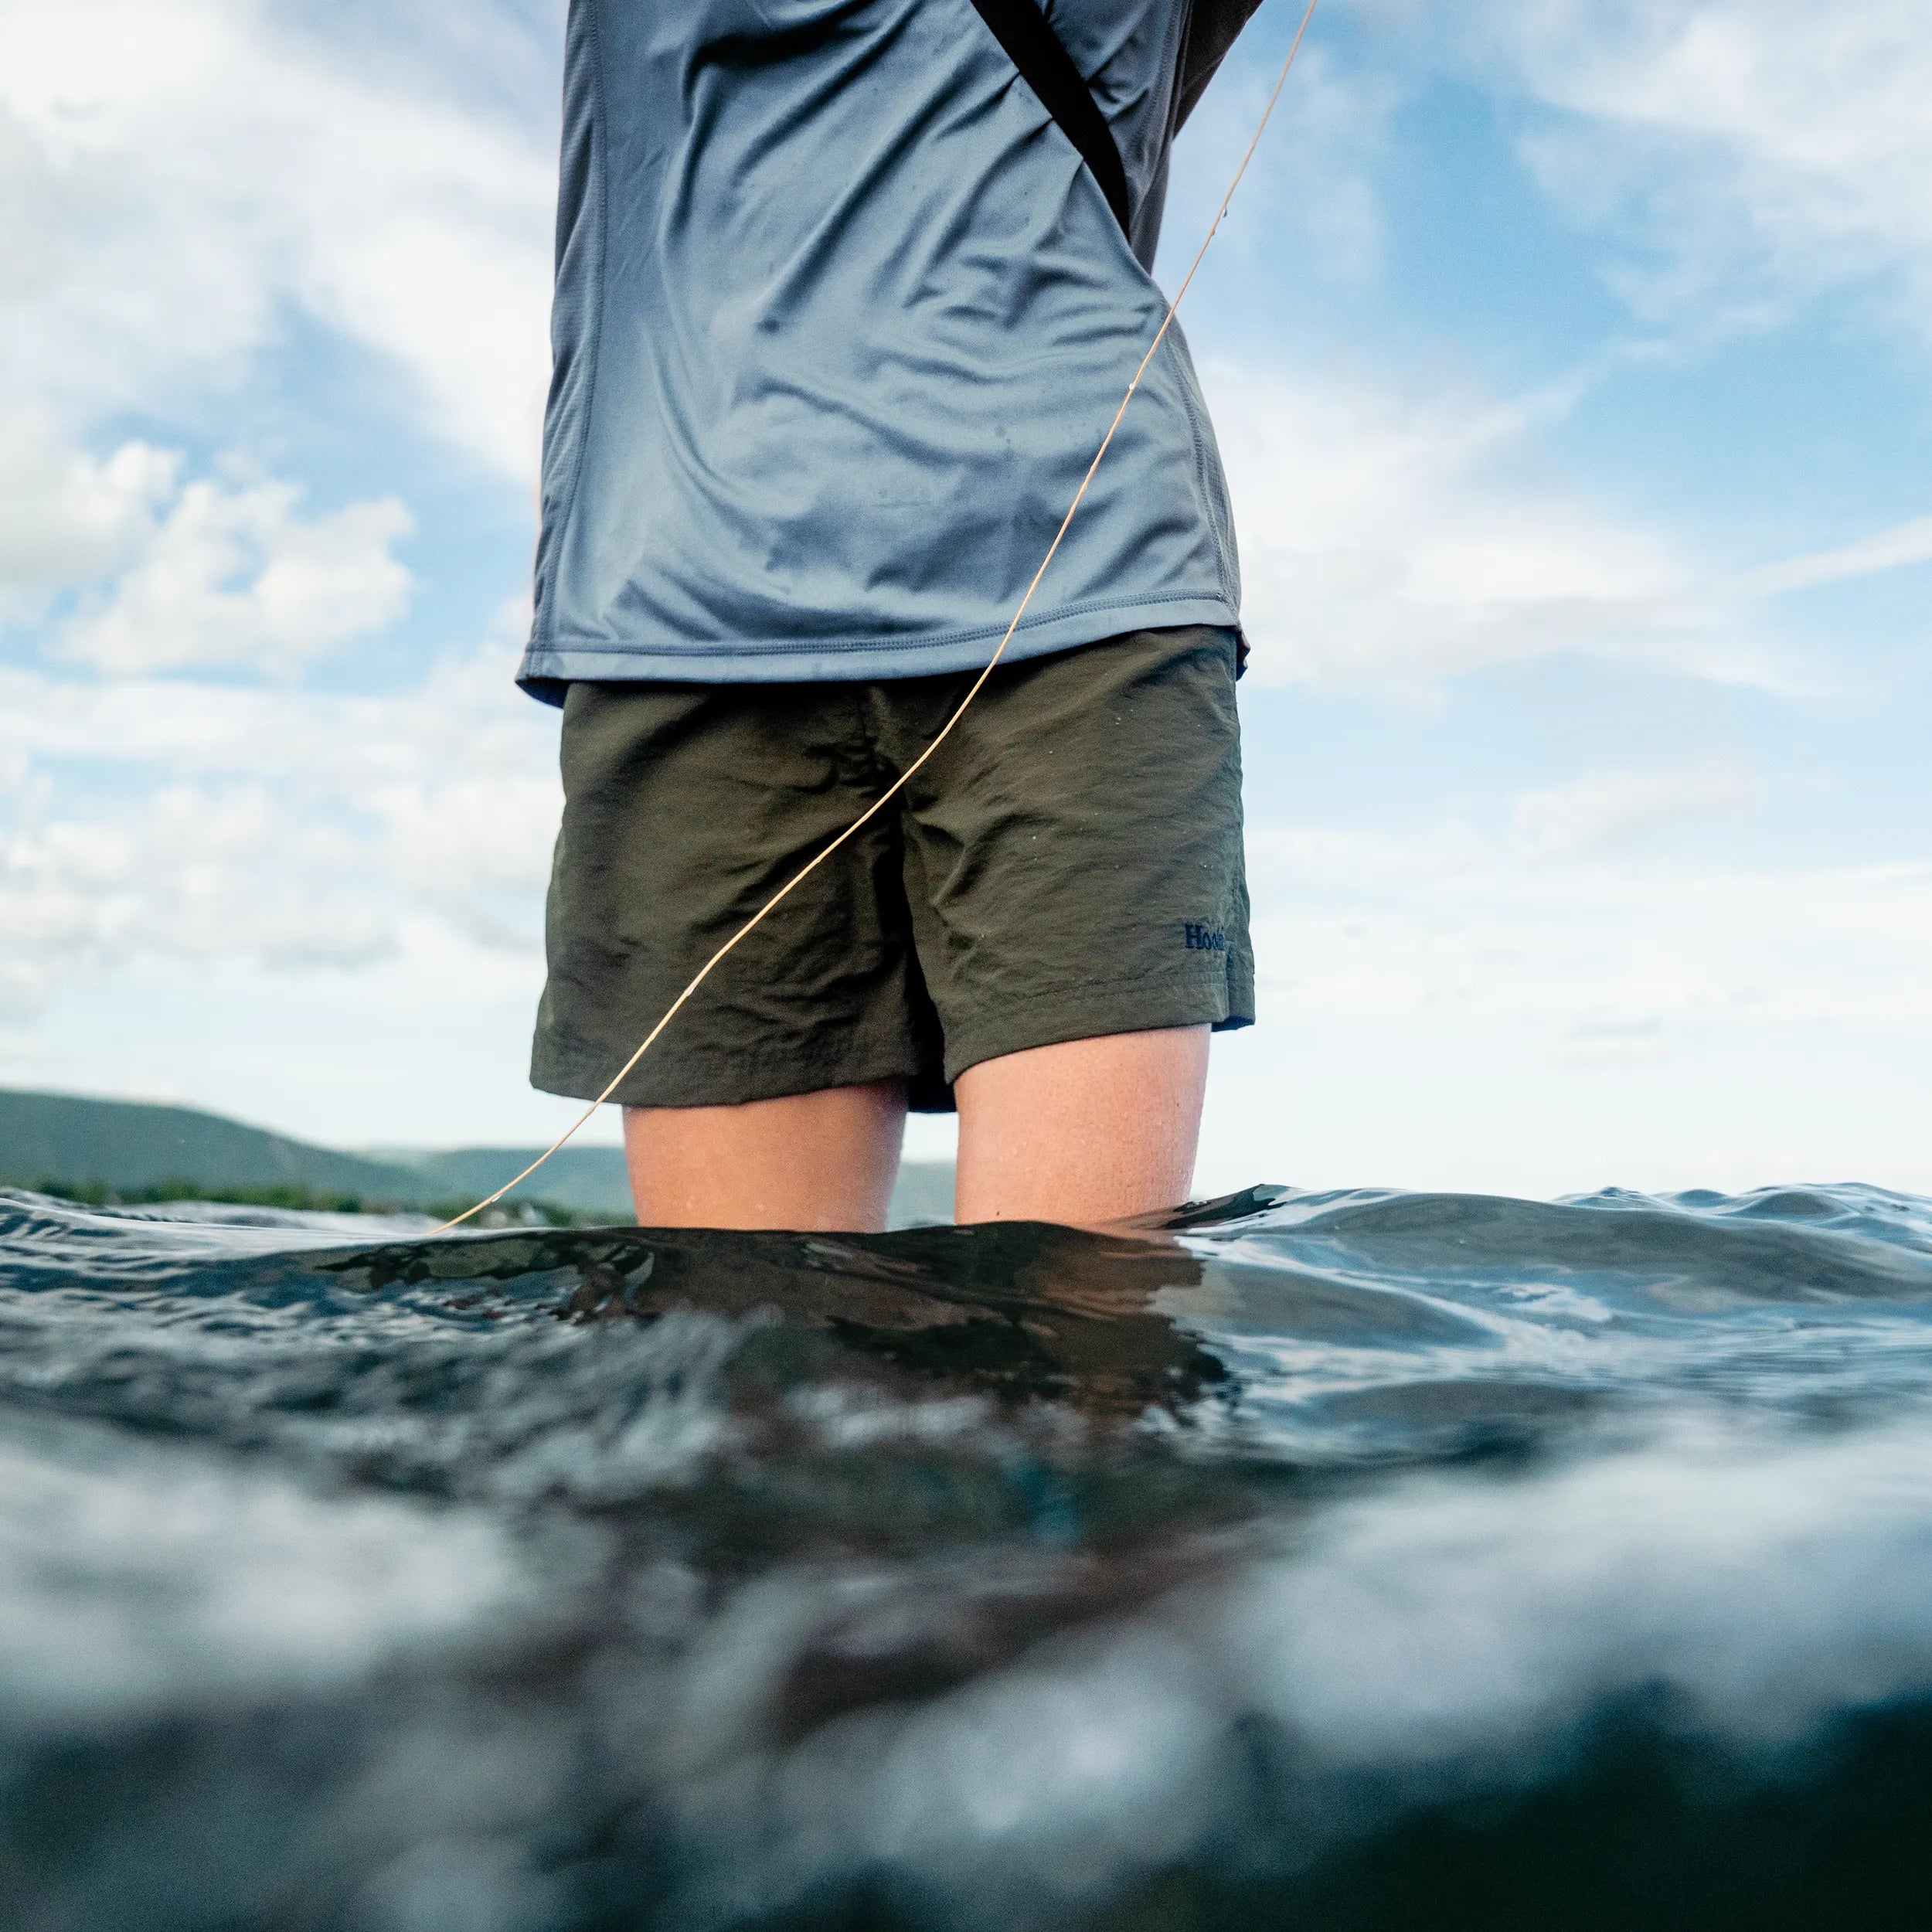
[938, 961, 1254, 1086]
[530, 1030, 933, 1113]
[530, 959, 1253, 1114]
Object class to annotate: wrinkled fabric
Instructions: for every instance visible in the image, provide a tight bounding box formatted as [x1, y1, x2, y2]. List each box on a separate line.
[533, 625, 1251, 1108]
[519, 0, 1260, 699]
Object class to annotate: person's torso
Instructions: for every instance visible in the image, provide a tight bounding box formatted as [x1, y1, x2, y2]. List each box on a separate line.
[522, 0, 1249, 693]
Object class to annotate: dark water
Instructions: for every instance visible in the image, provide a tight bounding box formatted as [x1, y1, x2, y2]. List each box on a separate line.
[5, 1180, 1932, 1931]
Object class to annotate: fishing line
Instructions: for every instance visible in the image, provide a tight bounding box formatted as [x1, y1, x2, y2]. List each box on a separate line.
[436, 0, 1321, 1234]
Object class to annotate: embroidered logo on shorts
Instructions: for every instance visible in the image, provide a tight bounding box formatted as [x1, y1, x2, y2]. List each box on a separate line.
[1182, 921, 1228, 952]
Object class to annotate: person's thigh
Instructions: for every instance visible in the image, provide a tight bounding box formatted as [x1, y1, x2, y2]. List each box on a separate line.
[953, 1026, 1209, 1224]
[624, 1080, 908, 1231]
[887, 624, 1252, 1220]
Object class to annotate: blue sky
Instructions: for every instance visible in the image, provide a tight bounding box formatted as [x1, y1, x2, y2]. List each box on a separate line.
[2, 0, 1927, 1196]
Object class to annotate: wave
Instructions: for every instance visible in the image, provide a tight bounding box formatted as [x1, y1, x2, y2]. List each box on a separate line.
[3, 1181, 1930, 1929]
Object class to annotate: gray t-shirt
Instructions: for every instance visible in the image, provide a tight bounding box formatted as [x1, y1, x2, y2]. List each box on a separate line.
[519, 0, 1261, 699]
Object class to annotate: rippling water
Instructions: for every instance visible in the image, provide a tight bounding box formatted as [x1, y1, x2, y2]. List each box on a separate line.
[5, 1179, 1932, 1930]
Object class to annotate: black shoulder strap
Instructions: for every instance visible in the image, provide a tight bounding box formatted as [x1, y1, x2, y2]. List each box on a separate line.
[966, 0, 1132, 236]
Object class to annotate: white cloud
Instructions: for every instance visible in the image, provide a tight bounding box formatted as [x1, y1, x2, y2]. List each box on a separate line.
[1510, 762, 1757, 859]
[58, 472, 413, 675]
[1201, 806, 1932, 1195]
[1206, 343, 1925, 692]
[0, 781, 395, 1019]
[0, 419, 179, 605]
[0, 0, 554, 477]
[1206, 357, 1747, 689]
[0, 636, 559, 1017]
[372, 772, 562, 944]
[1244, 804, 1932, 1056]
[1744, 512, 1932, 597]
[1473, 0, 1932, 345]
[1173, 9, 1932, 693]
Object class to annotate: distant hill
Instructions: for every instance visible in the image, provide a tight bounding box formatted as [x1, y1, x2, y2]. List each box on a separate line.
[368, 1145, 633, 1219]
[0, 1087, 952, 1225]
[0, 1087, 446, 1209]
[379, 1144, 954, 1226]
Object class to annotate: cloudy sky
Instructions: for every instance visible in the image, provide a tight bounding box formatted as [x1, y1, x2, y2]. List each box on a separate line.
[2, 0, 1928, 1199]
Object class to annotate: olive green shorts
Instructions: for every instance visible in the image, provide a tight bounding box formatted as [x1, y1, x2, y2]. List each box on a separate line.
[531, 624, 1253, 1113]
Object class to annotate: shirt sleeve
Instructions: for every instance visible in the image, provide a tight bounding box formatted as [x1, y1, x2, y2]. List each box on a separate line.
[1174, 0, 1267, 130]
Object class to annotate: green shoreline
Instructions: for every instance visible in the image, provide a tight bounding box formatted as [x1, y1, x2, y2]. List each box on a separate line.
[2, 1087, 954, 1228]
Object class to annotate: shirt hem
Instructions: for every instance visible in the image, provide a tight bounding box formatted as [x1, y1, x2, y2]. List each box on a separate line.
[515, 593, 1240, 701]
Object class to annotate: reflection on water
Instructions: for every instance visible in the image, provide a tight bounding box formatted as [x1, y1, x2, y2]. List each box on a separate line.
[3, 1180, 1932, 1929]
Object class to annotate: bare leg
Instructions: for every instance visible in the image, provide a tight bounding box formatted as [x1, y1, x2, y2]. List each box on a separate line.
[953, 1026, 1209, 1225]
[623, 1080, 908, 1231]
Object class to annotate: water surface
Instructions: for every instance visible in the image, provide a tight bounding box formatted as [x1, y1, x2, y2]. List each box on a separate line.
[4, 1180, 1932, 1930]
